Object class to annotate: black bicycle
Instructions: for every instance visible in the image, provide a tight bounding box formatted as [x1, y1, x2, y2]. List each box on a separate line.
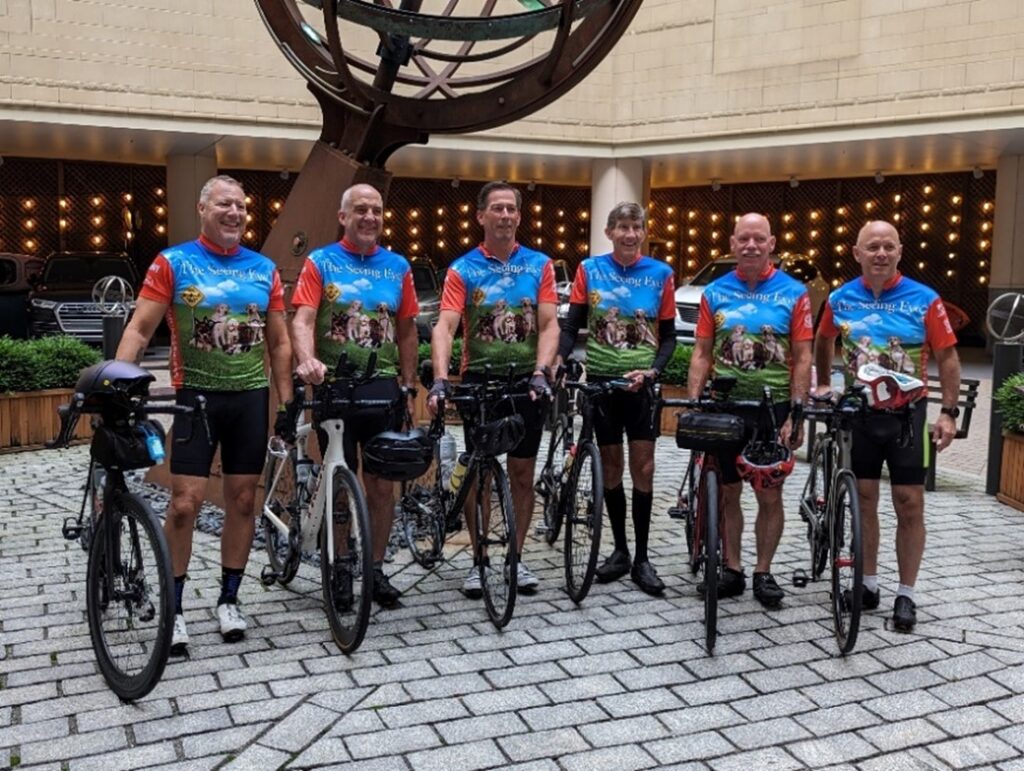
[797, 380, 917, 654]
[400, 366, 533, 628]
[50, 360, 207, 701]
[535, 367, 578, 546]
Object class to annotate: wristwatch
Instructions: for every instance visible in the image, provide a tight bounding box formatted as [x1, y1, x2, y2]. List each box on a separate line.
[940, 406, 960, 418]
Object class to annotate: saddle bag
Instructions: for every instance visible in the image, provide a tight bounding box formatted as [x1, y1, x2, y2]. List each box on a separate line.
[675, 412, 745, 452]
[471, 414, 526, 457]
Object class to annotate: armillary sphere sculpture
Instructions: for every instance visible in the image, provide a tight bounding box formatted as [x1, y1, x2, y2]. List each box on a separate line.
[255, 0, 643, 280]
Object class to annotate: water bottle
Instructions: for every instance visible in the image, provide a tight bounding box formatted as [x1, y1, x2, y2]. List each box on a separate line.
[143, 424, 165, 463]
[448, 452, 470, 493]
[439, 432, 457, 488]
[830, 367, 846, 396]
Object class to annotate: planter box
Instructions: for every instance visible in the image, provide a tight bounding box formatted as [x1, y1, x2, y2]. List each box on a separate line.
[998, 431, 1024, 513]
[0, 388, 92, 452]
[659, 384, 687, 436]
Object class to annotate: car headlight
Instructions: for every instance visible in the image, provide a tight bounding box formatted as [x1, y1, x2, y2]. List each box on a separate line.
[31, 298, 57, 310]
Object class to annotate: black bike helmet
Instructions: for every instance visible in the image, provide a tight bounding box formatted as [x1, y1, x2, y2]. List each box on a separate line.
[362, 428, 434, 482]
[75, 360, 155, 407]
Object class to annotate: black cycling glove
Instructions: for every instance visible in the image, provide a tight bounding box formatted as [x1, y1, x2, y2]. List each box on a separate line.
[528, 372, 551, 399]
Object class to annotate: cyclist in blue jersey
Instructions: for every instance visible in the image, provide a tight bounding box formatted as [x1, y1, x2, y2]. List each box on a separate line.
[557, 202, 677, 595]
[117, 175, 294, 650]
[815, 220, 961, 632]
[686, 213, 812, 608]
[428, 181, 560, 598]
[291, 183, 420, 608]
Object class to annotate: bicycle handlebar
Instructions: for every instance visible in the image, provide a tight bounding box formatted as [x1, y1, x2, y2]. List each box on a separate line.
[47, 394, 208, 450]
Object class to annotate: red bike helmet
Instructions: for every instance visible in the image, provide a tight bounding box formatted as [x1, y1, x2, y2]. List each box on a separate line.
[855, 363, 926, 410]
[736, 441, 794, 490]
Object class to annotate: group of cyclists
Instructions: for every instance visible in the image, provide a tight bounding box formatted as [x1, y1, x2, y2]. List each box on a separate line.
[114, 173, 962, 654]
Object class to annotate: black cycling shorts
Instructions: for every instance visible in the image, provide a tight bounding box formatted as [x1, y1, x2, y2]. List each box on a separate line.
[171, 387, 269, 477]
[316, 378, 404, 474]
[591, 379, 660, 446]
[458, 373, 546, 460]
[850, 401, 927, 486]
[715, 402, 791, 486]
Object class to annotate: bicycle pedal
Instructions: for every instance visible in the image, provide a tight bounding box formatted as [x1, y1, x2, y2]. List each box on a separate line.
[259, 565, 280, 587]
[791, 569, 809, 588]
[61, 518, 83, 541]
[666, 507, 687, 521]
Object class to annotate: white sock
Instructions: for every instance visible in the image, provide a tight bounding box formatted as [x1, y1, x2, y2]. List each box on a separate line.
[896, 584, 914, 600]
[863, 575, 879, 593]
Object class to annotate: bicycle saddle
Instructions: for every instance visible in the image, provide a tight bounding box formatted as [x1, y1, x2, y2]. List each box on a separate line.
[855, 364, 925, 410]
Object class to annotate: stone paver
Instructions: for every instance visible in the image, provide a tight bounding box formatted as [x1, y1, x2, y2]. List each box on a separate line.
[3, 369, 1024, 770]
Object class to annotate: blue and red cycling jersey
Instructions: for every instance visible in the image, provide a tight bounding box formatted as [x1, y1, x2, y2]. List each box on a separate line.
[440, 243, 556, 376]
[569, 253, 675, 377]
[291, 239, 419, 378]
[818, 272, 956, 384]
[695, 264, 813, 400]
[140, 235, 285, 392]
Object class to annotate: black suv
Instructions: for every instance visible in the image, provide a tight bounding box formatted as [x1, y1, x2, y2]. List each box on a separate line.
[28, 252, 139, 343]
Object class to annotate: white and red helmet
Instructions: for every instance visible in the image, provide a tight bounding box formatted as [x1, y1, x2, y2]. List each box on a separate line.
[855, 364, 926, 410]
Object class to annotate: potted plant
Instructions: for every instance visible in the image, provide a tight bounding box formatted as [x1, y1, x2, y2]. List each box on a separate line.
[0, 335, 101, 450]
[995, 371, 1024, 511]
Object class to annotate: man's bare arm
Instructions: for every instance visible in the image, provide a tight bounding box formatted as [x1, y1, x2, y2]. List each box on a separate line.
[115, 297, 167, 363]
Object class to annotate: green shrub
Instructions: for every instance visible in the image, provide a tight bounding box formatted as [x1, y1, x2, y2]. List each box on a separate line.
[661, 343, 693, 387]
[0, 336, 101, 393]
[994, 371, 1024, 435]
[417, 339, 462, 373]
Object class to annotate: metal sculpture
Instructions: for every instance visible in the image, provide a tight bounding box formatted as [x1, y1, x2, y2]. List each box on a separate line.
[255, 0, 643, 279]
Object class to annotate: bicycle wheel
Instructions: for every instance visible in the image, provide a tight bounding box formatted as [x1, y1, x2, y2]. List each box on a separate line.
[401, 464, 445, 569]
[563, 441, 603, 604]
[800, 436, 832, 580]
[831, 469, 863, 654]
[541, 413, 571, 546]
[320, 465, 373, 654]
[475, 459, 518, 629]
[85, 491, 174, 701]
[700, 468, 720, 654]
[262, 448, 302, 585]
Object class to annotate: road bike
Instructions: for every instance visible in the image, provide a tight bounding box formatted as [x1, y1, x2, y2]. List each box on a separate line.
[50, 360, 206, 701]
[664, 379, 785, 653]
[261, 353, 405, 653]
[797, 370, 920, 654]
[534, 369, 578, 547]
[399, 368, 534, 628]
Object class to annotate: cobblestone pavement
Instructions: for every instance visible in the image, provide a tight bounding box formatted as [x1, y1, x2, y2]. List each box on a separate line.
[3, 427, 1024, 771]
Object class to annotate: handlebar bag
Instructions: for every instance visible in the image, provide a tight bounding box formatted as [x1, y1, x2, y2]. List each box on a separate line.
[90, 419, 165, 470]
[675, 412, 745, 452]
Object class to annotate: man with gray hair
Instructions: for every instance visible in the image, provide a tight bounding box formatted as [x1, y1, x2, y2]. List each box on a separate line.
[557, 201, 677, 594]
[291, 182, 420, 608]
[118, 174, 293, 651]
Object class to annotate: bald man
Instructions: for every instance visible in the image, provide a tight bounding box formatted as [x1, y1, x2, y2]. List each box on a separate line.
[291, 183, 420, 609]
[814, 220, 960, 632]
[687, 213, 813, 609]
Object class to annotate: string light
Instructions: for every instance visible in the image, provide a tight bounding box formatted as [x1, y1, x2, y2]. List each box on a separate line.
[92, 235, 103, 246]
[951, 195, 962, 204]
[924, 185, 933, 194]
[436, 207, 444, 216]
[123, 193, 132, 203]
[810, 211, 820, 220]
[155, 188, 164, 197]
[59, 218, 68, 230]
[981, 222, 991, 232]
[59, 198, 68, 210]
[688, 210, 697, 219]
[24, 239, 36, 250]
[893, 194, 901, 203]
[156, 224, 166, 235]
[410, 209, 419, 219]
[92, 216, 103, 227]
[983, 202, 993, 212]
[922, 204, 932, 213]
[980, 275, 988, 284]
[533, 204, 542, 214]
[243, 196, 252, 206]
[155, 205, 166, 216]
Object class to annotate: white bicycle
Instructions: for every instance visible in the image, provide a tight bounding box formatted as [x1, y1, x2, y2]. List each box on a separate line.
[260, 354, 407, 653]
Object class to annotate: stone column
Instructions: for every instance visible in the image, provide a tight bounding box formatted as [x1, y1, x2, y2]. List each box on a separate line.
[166, 152, 218, 245]
[589, 158, 650, 254]
[992, 155, 1024, 299]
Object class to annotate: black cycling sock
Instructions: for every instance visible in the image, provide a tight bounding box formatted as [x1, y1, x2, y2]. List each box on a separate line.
[604, 484, 628, 554]
[174, 574, 186, 615]
[632, 489, 653, 563]
[218, 567, 244, 606]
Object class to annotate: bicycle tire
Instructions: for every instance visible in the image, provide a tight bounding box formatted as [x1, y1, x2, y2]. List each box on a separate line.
[701, 468, 720, 654]
[801, 437, 831, 580]
[320, 465, 373, 654]
[563, 440, 604, 604]
[262, 448, 302, 585]
[831, 469, 863, 654]
[476, 459, 518, 629]
[85, 490, 174, 701]
[542, 413, 571, 546]
[401, 465, 445, 569]
[681, 455, 699, 574]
